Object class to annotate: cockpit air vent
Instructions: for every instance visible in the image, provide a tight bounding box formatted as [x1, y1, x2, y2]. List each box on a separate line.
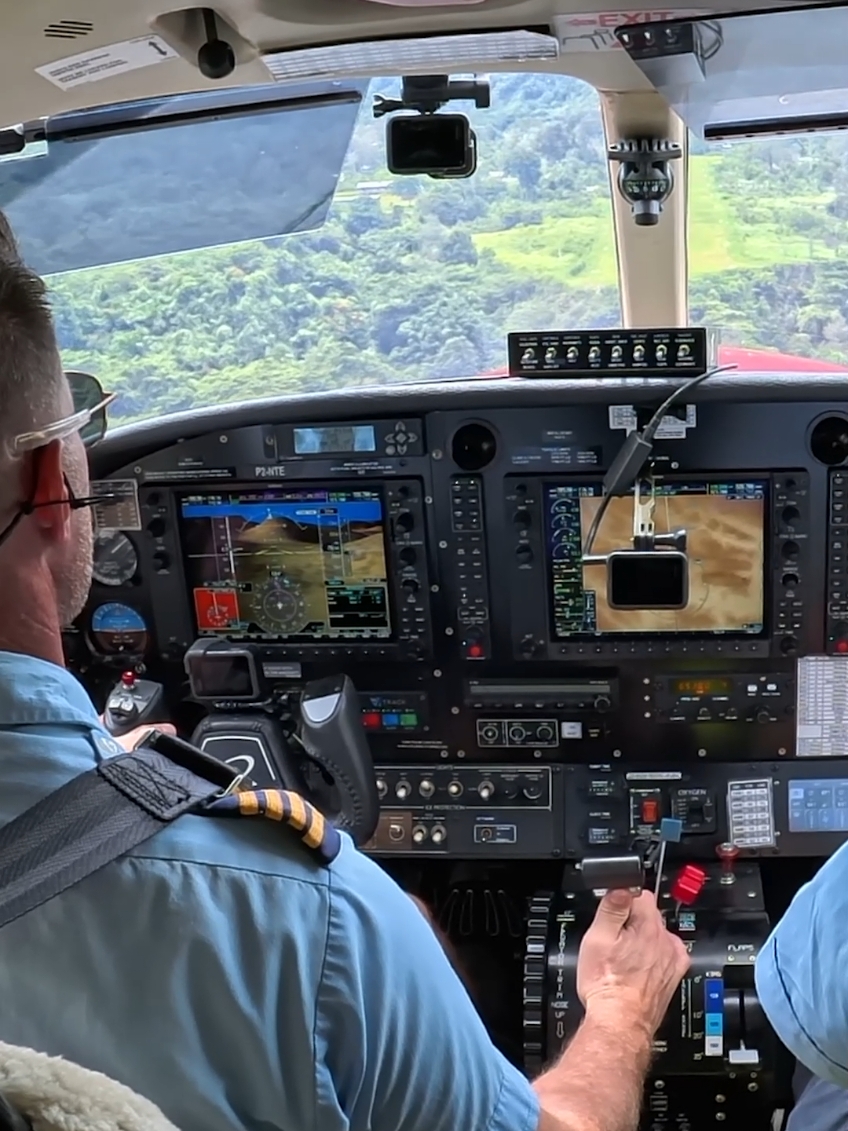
[44, 19, 94, 39]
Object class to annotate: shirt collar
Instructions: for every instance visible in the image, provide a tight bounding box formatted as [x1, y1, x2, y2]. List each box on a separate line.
[0, 651, 100, 728]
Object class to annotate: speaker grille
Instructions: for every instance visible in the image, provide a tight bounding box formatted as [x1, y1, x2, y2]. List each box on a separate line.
[44, 19, 94, 39]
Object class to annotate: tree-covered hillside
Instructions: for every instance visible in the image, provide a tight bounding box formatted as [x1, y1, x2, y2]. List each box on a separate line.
[16, 73, 848, 423]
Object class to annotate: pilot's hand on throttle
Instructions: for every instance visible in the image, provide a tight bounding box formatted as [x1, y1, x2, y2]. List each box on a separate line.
[100, 720, 177, 752]
[576, 889, 690, 1037]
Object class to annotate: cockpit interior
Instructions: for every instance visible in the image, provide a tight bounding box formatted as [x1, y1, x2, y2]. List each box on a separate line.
[7, 0, 848, 1125]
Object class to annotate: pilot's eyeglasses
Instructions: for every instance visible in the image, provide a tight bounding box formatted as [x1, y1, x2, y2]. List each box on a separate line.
[8, 371, 116, 458]
[0, 372, 118, 552]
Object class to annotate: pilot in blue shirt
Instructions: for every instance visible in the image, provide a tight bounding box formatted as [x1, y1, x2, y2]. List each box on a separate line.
[0, 651, 540, 1131]
[756, 841, 848, 1130]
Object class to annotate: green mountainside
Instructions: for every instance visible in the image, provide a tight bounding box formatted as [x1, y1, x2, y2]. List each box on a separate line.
[38, 74, 848, 424]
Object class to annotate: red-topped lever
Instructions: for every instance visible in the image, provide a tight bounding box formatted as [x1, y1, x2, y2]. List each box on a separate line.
[670, 863, 707, 909]
[717, 841, 740, 886]
[120, 670, 137, 688]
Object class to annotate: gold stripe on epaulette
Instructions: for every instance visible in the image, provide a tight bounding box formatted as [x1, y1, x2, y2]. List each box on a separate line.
[303, 805, 325, 849]
[288, 792, 307, 831]
[265, 790, 284, 821]
[239, 791, 260, 816]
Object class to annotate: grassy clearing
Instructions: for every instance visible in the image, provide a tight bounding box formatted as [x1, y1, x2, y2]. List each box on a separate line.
[473, 156, 838, 287]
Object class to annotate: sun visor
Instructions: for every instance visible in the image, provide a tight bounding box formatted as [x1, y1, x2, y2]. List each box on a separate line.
[0, 79, 365, 277]
[616, 2, 848, 141]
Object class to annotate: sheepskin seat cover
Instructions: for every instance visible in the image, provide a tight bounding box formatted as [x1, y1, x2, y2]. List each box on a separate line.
[0, 1042, 180, 1131]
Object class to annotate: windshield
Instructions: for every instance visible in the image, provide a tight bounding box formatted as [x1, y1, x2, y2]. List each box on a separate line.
[45, 73, 617, 425]
[36, 72, 848, 425]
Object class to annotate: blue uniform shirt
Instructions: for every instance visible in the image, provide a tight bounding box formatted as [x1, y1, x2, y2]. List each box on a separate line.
[0, 651, 540, 1131]
[756, 840, 848, 1089]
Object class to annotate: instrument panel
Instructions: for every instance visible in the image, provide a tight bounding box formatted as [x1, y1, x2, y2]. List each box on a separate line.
[75, 385, 848, 865]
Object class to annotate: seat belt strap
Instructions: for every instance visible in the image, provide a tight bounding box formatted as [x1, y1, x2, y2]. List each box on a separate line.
[0, 730, 343, 932]
[0, 738, 234, 932]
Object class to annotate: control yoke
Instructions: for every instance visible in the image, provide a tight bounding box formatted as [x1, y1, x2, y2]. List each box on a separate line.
[299, 674, 380, 845]
[189, 671, 380, 847]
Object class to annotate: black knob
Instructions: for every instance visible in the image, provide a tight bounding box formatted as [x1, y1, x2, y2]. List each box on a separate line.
[594, 695, 612, 712]
[514, 509, 531, 528]
[782, 573, 799, 588]
[782, 540, 800, 561]
[401, 577, 420, 594]
[519, 634, 539, 658]
[152, 551, 171, 573]
[147, 517, 166, 538]
[756, 709, 771, 724]
[395, 511, 414, 535]
[780, 635, 798, 655]
[515, 545, 534, 566]
[399, 546, 417, 567]
[782, 505, 801, 525]
[522, 779, 544, 801]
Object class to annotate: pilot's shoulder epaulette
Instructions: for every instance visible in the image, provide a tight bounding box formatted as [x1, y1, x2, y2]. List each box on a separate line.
[206, 788, 342, 865]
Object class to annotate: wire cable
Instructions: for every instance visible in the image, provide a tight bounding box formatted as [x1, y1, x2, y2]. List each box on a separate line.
[582, 363, 736, 557]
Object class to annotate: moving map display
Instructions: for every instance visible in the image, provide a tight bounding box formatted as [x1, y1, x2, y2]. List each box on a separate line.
[544, 480, 766, 637]
[180, 487, 392, 641]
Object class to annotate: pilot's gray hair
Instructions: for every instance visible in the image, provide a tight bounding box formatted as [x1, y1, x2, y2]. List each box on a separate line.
[0, 214, 65, 461]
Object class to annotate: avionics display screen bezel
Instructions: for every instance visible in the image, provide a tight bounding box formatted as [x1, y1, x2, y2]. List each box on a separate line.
[177, 483, 396, 645]
[543, 476, 770, 642]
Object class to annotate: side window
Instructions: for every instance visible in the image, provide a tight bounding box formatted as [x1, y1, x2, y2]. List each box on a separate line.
[689, 133, 848, 367]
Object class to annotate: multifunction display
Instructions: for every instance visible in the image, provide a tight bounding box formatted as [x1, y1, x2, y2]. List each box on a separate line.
[543, 480, 767, 638]
[180, 487, 393, 642]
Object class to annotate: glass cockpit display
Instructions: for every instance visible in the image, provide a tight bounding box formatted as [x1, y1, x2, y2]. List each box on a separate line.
[179, 487, 393, 642]
[544, 480, 767, 637]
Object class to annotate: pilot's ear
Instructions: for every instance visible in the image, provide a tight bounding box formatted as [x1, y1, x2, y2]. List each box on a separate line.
[29, 440, 72, 542]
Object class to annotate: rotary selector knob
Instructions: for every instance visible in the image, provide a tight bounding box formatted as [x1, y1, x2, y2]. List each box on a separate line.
[395, 510, 415, 534]
[522, 779, 544, 801]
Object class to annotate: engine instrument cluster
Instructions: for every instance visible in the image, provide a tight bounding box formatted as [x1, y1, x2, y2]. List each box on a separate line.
[77, 363, 848, 1130]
